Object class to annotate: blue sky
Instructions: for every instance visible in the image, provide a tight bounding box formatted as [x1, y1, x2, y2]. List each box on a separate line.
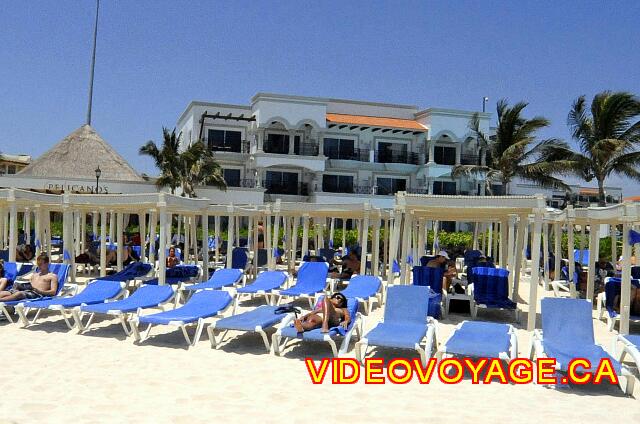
[1, 1, 639, 192]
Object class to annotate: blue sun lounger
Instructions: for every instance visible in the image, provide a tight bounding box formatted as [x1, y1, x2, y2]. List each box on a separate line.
[130, 289, 233, 347]
[207, 305, 289, 351]
[339, 275, 382, 314]
[101, 262, 153, 282]
[272, 297, 361, 357]
[0, 263, 70, 323]
[355, 285, 437, 366]
[530, 298, 635, 395]
[72, 284, 176, 334]
[469, 267, 518, 321]
[438, 321, 517, 360]
[14, 279, 126, 328]
[236, 271, 288, 305]
[275, 262, 329, 307]
[183, 268, 244, 292]
[597, 277, 640, 331]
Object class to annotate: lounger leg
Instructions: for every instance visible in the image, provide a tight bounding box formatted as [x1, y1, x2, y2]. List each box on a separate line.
[327, 339, 339, 358]
[71, 308, 84, 332]
[60, 310, 75, 330]
[15, 305, 29, 327]
[256, 327, 271, 352]
[607, 316, 615, 332]
[190, 318, 205, 347]
[355, 339, 368, 363]
[415, 344, 427, 368]
[470, 300, 477, 319]
[0, 304, 18, 323]
[620, 368, 635, 396]
[272, 333, 287, 356]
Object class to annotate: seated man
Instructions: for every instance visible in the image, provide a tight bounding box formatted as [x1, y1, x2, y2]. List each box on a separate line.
[0, 253, 58, 302]
[329, 251, 361, 280]
[427, 250, 451, 291]
[293, 292, 350, 333]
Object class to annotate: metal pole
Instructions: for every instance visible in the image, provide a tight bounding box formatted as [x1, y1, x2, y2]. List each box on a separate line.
[86, 0, 100, 126]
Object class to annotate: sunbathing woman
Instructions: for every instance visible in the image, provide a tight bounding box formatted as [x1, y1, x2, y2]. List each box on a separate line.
[293, 292, 350, 333]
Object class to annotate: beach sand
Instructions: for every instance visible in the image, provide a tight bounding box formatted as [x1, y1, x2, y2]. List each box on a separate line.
[1, 274, 639, 423]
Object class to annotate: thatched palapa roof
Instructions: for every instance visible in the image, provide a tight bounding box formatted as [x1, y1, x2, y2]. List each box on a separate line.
[19, 124, 143, 181]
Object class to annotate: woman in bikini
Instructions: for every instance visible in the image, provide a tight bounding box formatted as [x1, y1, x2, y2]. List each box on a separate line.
[293, 292, 350, 333]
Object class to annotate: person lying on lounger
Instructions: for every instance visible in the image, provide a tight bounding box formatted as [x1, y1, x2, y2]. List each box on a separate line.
[0, 253, 58, 302]
[293, 292, 350, 334]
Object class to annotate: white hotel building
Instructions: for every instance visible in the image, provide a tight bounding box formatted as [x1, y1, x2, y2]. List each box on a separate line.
[178, 93, 496, 224]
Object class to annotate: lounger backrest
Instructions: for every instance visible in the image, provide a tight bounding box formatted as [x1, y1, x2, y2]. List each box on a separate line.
[384, 285, 430, 325]
[560, 266, 579, 284]
[184, 289, 232, 313]
[631, 266, 640, 280]
[318, 248, 336, 261]
[294, 261, 329, 291]
[131, 284, 174, 303]
[464, 250, 483, 267]
[412, 266, 444, 293]
[2, 262, 19, 283]
[74, 280, 124, 301]
[166, 264, 200, 279]
[541, 298, 594, 345]
[471, 267, 510, 304]
[341, 275, 381, 299]
[573, 249, 589, 266]
[232, 248, 248, 269]
[254, 270, 287, 286]
[48, 263, 70, 295]
[211, 268, 243, 285]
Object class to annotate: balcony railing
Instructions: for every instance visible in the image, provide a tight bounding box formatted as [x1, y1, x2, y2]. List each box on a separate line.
[322, 184, 374, 194]
[209, 140, 250, 154]
[324, 147, 369, 162]
[460, 154, 479, 165]
[374, 151, 420, 165]
[263, 140, 319, 156]
[263, 181, 309, 196]
[225, 178, 257, 188]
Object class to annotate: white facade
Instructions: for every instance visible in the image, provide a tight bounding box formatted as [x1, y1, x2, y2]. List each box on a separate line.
[176, 92, 622, 212]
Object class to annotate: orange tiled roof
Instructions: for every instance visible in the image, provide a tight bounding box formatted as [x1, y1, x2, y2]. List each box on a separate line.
[624, 196, 640, 202]
[326, 113, 427, 131]
[579, 188, 599, 195]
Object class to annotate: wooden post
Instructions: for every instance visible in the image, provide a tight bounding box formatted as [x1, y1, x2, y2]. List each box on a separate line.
[620, 219, 632, 334]
[201, 211, 209, 281]
[116, 212, 124, 271]
[226, 208, 235, 269]
[360, 208, 370, 275]
[586, 223, 600, 303]
[8, 194, 17, 262]
[400, 211, 412, 284]
[139, 211, 146, 263]
[513, 216, 526, 300]
[301, 215, 310, 260]
[148, 210, 157, 266]
[554, 223, 562, 281]
[528, 210, 543, 331]
[157, 195, 168, 285]
[100, 209, 107, 277]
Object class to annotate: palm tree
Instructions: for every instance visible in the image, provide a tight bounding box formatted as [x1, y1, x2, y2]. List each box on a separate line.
[139, 128, 182, 194]
[452, 99, 570, 195]
[554, 91, 640, 206]
[179, 140, 226, 198]
[140, 128, 226, 197]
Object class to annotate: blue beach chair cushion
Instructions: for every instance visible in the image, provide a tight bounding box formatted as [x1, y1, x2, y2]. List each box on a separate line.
[471, 267, 516, 309]
[279, 262, 329, 296]
[237, 271, 287, 294]
[185, 268, 243, 291]
[138, 290, 232, 325]
[541, 298, 621, 373]
[340, 275, 381, 300]
[444, 321, 512, 357]
[23, 280, 123, 309]
[214, 305, 286, 332]
[81, 284, 174, 314]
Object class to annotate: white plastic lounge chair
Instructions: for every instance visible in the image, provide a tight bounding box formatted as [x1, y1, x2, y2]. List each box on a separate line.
[272, 297, 362, 358]
[438, 320, 517, 361]
[14, 279, 126, 328]
[551, 266, 580, 298]
[530, 298, 635, 395]
[130, 289, 234, 347]
[339, 275, 382, 314]
[72, 284, 176, 334]
[612, 334, 640, 374]
[235, 271, 288, 306]
[207, 305, 289, 351]
[274, 262, 329, 307]
[0, 263, 70, 323]
[355, 285, 437, 366]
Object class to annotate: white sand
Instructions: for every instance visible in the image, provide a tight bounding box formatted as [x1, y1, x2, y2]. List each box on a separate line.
[1, 275, 639, 423]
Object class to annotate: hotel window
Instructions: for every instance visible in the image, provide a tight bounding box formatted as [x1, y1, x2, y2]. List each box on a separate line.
[265, 171, 299, 195]
[376, 177, 406, 195]
[323, 138, 355, 160]
[208, 129, 242, 152]
[377, 142, 407, 163]
[323, 175, 354, 193]
[223, 169, 241, 187]
[7, 165, 16, 174]
[265, 133, 289, 154]
[433, 181, 456, 195]
[433, 146, 456, 165]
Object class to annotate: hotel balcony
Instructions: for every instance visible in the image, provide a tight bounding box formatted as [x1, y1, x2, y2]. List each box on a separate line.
[322, 183, 375, 195]
[374, 150, 420, 165]
[323, 147, 369, 162]
[460, 154, 479, 165]
[208, 140, 250, 154]
[224, 178, 257, 188]
[254, 140, 325, 172]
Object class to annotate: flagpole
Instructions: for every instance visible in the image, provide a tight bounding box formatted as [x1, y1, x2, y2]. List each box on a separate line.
[86, 0, 100, 126]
